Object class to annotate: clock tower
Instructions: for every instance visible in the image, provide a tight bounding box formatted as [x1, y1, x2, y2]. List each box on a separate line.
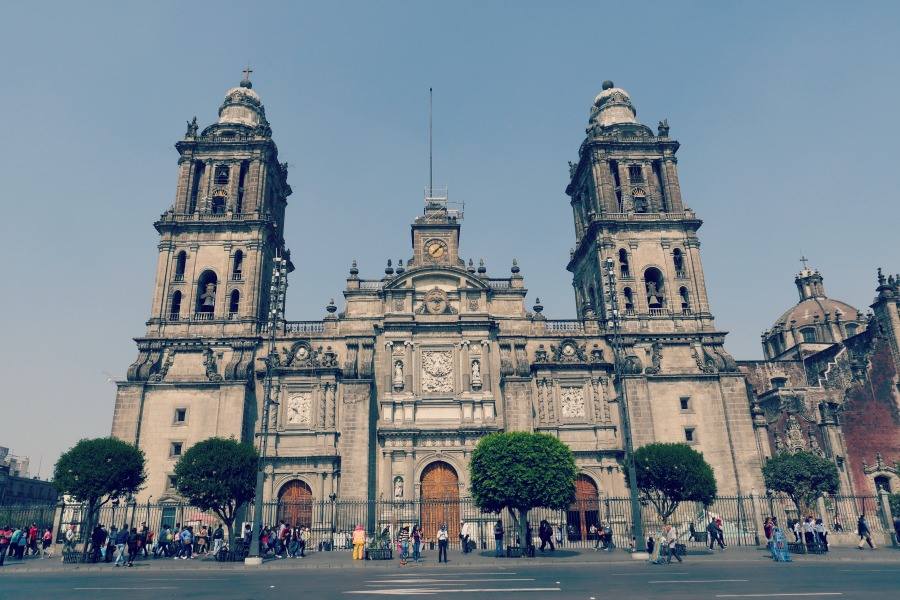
[409, 186, 464, 268]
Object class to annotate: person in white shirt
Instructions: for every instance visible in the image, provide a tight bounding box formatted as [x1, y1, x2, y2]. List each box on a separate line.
[460, 521, 471, 554]
[664, 523, 682, 563]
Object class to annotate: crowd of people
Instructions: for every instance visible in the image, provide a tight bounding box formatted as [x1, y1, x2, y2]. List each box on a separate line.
[0, 524, 54, 565]
[243, 521, 311, 559]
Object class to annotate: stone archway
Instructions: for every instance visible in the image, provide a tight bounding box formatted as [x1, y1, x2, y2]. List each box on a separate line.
[277, 479, 313, 529]
[566, 474, 599, 542]
[420, 461, 460, 541]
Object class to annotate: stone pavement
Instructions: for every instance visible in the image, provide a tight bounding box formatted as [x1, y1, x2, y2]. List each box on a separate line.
[2, 545, 897, 574]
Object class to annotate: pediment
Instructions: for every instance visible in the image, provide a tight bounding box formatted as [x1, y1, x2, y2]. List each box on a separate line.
[382, 266, 489, 293]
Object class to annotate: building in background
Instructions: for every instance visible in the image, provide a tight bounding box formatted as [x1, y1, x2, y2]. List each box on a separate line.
[110, 76, 898, 520]
[0, 448, 57, 504]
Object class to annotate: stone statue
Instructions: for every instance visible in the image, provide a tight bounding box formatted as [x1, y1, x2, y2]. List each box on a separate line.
[393, 477, 404, 499]
[471, 359, 482, 390]
[657, 119, 670, 137]
[393, 360, 404, 391]
[185, 116, 198, 138]
[200, 282, 216, 310]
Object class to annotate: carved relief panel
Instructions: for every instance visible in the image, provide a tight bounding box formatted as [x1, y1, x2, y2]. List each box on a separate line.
[421, 350, 454, 394]
[559, 385, 586, 420]
[285, 390, 314, 428]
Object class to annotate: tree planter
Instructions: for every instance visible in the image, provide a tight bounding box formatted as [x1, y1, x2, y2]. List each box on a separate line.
[366, 548, 393, 560]
[506, 546, 523, 558]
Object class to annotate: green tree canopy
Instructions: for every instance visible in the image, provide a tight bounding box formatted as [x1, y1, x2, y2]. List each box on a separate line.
[173, 437, 258, 542]
[762, 451, 839, 513]
[469, 432, 577, 547]
[631, 442, 717, 524]
[52, 437, 146, 559]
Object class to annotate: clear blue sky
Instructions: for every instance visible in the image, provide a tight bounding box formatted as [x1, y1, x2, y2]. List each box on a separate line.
[2, 1, 898, 477]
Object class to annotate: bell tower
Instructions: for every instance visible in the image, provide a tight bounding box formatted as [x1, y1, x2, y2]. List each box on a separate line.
[147, 72, 292, 336]
[565, 81, 713, 335]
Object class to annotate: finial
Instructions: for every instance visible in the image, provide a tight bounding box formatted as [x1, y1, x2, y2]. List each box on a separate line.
[877, 267, 885, 286]
[326, 298, 337, 314]
[467, 259, 476, 273]
[602, 80, 614, 90]
[511, 259, 520, 274]
[385, 259, 394, 276]
[349, 259, 359, 278]
[396, 259, 405, 274]
[240, 64, 253, 88]
[800, 255, 809, 271]
[533, 298, 544, 313]
[477, 259, 487, 275]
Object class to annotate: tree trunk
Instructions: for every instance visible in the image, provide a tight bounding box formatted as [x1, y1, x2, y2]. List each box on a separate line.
[80, 500, 97, 564]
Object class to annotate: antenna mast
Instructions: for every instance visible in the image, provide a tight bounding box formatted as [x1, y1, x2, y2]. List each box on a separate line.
[429, 87, 433, 195]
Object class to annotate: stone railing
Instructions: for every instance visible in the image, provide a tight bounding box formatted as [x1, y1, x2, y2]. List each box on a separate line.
[358, 281, 383, 290]
[284, 320, 326, 334]
[543, 320, 584, 333]
[487, 279, 511, 290]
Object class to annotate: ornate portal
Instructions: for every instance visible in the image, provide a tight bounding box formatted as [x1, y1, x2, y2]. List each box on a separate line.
[286, 392, 313, 426]
[560, 386, 586, 419]
[421, 350, 453, 394]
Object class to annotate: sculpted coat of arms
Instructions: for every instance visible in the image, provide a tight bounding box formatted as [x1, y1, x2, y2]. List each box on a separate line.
[286, 392, 313, 426]
[560, 386, 586, 419]
[421, 350, 454, 394]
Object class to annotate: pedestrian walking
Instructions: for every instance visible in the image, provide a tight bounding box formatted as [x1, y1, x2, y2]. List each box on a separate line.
[802, 516, 816, 551]
[197, 525, 209, 555]
[771, 525, 792, 562]
[14, 526, 27, 559]
[437, 523, 449, 563]
[412, 525, 422, 563]
[41, 527, 53, 559]
[814, 518, 828, 552]
[707, 518, 724, 550]
[538, 520, 555, 552]
[856, 514, 876, 550]
[0, 526, 11, 566]
[398, 525, 410, 565]
[493, 519, 504, 557]
[351, 524, 365, 560]
[664, 523, 682, 563]
[27, 523, 39, 557]
[212, 523, 224, 558]
[459, 521, 471, 554]
[113, 525, 128, 566]
[180, 525, 194, 559]
[763, 517, 774, 550]
[126, 527, 139, 567]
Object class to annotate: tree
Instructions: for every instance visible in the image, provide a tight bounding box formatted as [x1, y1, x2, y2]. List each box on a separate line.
[469, 432, 577, 550]
[173, 437, 258, 543]
[762, 451, 839, 514]
[52, 437, 146, 560]
[630, 443, 717, 524]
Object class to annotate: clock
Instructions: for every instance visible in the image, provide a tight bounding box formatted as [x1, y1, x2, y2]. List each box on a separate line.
[562, 343, 576, 356]
[425, 239, 447, 261]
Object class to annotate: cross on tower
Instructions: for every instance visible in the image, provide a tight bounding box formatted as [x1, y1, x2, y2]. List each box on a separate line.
[799, 255, 809, 270]
[242, 65, 253, 81]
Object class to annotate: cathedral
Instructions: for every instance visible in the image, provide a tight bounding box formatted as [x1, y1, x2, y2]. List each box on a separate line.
[111, 76, 899, 510]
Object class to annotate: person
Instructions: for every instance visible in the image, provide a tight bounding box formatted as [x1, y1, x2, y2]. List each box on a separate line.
[197, 525, 209, 555]
[91, 523, 107, 563]
[351, 524, 365, 560]
[791, 519, 802, 543]
[493, 519, 504, 558]
[412, 525, 422, 563]
[211, 523, 224, 558]
[63, 524, 76, 557]
[398, 525, 410, 565]
[603, 523, 614, 551]
[460, 521, 471, 554]
[664, 523, 682, 563]
[126, 527, 140, 567]
[646, 535, 655, 557]
[180, 525, 194, 559]
[300, 526, 310, 557]
[857, 514, 876, 550]
[138, 522, 149, 557]
[802, 516, 816, 551]
[437, 523, 449, 563]
[114, 525, 129, 566]
[539, 520, 555, 552]
[771, 524, 792, 562]
[15, 525, 28, 559]
[0, 526, 11, 566]
[833, 517, 843, 532]
[706, 518, 723, 550]
[715, 517, 727, 549]
[814, 518, 828, 552]
[893, 514, 900, 547]
[763, 517, 774, 550]
[41, 526, 53, 559]
[590, 523, 600, 551]
[28, 523, 39, 557]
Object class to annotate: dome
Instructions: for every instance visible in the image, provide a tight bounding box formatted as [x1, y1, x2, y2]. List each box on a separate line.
[590, 80, 637, 127]
[772, 296, 860, 331]
[218, 79, 265, 127]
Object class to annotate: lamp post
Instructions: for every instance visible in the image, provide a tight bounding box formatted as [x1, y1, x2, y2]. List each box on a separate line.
[246, 253, 288, 564]
[604, 256, 645, 553]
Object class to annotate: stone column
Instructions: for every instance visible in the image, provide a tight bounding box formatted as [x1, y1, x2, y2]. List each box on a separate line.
[878, 488, 896, 546]
[381, 451, 392, 499]
[663, 158, 684, 212]
[461, 341, 471, 391]
[684, 239, 711, 315]
[617, 162, 631, 212]
[405, 451, 415, 501]
[480, 340, 491, 393]
[750, 490, 765, 546]
[405, 342, 414, 391]
[200, 159, 214, 210]
[255, 159, 267, 215]
[174, 158, 192, 213]
[592, 154, 617, 214]
[384, 342, 394, 393]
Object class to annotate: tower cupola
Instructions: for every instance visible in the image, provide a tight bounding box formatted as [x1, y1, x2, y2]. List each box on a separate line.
[590, 80, 637, 127]
[218, 73, 266, 127]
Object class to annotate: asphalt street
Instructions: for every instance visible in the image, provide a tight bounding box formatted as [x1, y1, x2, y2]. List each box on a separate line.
[2, 559, 898, 599]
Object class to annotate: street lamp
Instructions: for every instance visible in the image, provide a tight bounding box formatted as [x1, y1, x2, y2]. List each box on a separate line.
[604, 257, 645, 553]
[246, 253, 288, 564]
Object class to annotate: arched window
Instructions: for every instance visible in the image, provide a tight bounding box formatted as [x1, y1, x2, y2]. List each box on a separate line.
[679, 286, 691, 314]
[644, 267, 665, 310]
[874, 475, 892, 493]
[623, 287, 634, 314]
[236, 161, 249, 214]
[228, 290, 240, 317]
[673, 249, 685, 277]
[195, 270, 218, 318]
[618, 249, 631, 278]
[174, 251, 187, 281]
[800, 327, 818, 343]
[231, 250, 243, 280]
[169, 291, 182, 321]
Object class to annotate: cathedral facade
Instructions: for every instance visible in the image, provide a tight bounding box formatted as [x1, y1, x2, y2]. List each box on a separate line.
[111, 77, 899, 507]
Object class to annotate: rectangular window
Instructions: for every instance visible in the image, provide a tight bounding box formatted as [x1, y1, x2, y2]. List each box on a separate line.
[684, 427, 696, 443]
[166, 475, 177, 490]
[679, 397, 690, 411]
[628, 164, 644, 183]
[170, 441, 183, 457]
[174, 408, 187, 424]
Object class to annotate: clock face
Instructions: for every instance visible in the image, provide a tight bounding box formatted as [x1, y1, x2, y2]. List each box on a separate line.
[563, 344, 576, 356]
[425, 240, 447, 260]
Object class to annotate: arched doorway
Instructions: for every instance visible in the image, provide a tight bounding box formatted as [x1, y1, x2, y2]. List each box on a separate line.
[420, 461, 460, 542]
[278, 480, 313, 529]
[567, 475, 599, 542]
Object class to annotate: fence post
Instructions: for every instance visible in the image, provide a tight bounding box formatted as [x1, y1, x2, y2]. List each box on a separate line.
[749, 491, 764, 547]
[816, 496, 828, 531]
[52, 501, 66, 552]
[877, 488, 896, 547]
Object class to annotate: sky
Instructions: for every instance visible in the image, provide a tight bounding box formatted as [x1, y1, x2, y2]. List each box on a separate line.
[2, 1, 898, 479]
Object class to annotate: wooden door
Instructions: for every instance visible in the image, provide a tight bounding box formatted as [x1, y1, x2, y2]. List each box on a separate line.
[567, 475, 599, 541]
[278, 480, 313, 528]
[420, 462, 460, 542]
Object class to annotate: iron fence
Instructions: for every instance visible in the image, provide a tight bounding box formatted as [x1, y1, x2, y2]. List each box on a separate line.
[15, 493, 888, 553]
